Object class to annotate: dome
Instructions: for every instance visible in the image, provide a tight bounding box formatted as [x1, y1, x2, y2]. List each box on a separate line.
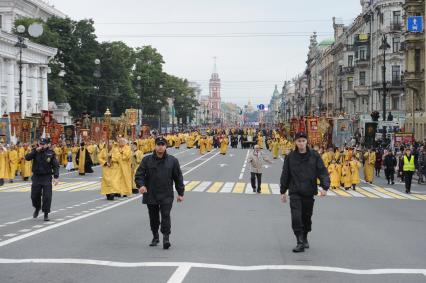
[318, 38, 335, 46]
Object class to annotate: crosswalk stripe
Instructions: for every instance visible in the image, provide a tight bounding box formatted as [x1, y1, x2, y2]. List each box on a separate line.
[381, 187, 419, 200]
[355, 187, 380, 198]
[207, 182, 224, 193]
[373, 186, 407, 200]
[0, 182, 31, 191]
[269, 184, 280, 195]
[55, 182, 89, 192]
[361, 186, 393, 199]
[412, 194, 426, 200]
[233, 183, 245, 194]
[220, 182, 234, 193]
[184, 181, 189, 185]
[261, 184, 270, 195]
[343, 189, 366, 197]
[185, 181, 200, 192]
[193, 181, 212, 192]
[245, 183, 255, 194]
[331, 189, 352, 197]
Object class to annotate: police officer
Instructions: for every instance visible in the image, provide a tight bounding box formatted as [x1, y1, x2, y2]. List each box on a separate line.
[135, 136, 185, 250]
[280, 132, 330, 253]
[25, 139, 59, 221]
[402, 148, 416, 194]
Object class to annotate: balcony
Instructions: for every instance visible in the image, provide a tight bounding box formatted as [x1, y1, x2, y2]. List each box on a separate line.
[390, 22, 403, 32]
[372, 80, 404, 90]
[355, 57, 369, 67]
[354, 84, 369, 96]
[343, 66, 355, 74]
[345, 44, 355, 51]
[343, 89, 356, 99]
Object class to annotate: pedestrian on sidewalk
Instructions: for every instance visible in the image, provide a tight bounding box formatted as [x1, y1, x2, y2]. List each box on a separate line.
[384, 151, 397, 185]
[135, 136, 185, 250]
[280, 132, 330, 253]
[402, 148, 416, 194]
[25, 138, 59, 222]
[247, 145, 273, 193]
[417, 147, 426, 184]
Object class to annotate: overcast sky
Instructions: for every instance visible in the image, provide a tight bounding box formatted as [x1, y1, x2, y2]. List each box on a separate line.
[48, 0, 361, 107]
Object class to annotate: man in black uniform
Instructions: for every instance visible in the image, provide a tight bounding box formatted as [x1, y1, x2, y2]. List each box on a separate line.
[280, 132, 330, 253]
[25, 139, 60, 221]
[135, 136, 185, 250]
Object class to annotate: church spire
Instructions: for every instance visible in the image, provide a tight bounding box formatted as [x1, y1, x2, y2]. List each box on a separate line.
[213, 56, 218, 74]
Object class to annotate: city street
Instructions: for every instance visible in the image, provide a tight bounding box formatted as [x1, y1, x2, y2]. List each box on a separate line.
[0, 147, 425, 283]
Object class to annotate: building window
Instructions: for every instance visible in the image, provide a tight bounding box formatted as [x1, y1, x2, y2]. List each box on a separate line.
[348, 55, 353, 67]
[392, 36, 400, 53]
[380, 13, 384, 25]
[393, 11, 401, 25]
[347, 77, 353, 91]
[415, 49, 421, 73]
[392, 96, 399, 110]
[359, 46, 367, 60]
[392, 65, 401, 84]
[359, 71, 366, 86]
[0, 15, 2, 30]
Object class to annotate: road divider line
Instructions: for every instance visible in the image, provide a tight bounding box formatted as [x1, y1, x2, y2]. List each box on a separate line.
[183, 152, 220, 176]
[0, 259, 424, 278]
[181, 150, 217, 168]
[239, 150, 250, 180]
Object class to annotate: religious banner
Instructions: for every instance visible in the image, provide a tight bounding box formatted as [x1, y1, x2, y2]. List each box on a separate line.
[30, 115, 42, 143]
[64, 125, 75, 144]
[333, 118, 354, 147]
[394, 133, 414, 144]
[41, 110, 53, 127]
[141, 125, 151, 138]
[318, 117, 332, 148]
[126, 109, 138, 126]
[307, 117, 320, 145]
[9, 112, 21, 138]
[297, 117, 306, 133]
[51, 124, 64, 145]
[91, 122, 102, 143]
[80, 129, 90, 143]
[290, 117, 299, 137]
[0, 118, 10, 144]
[19, 119, 33, 144]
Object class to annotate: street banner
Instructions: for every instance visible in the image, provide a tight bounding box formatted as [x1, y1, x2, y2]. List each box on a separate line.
[298, 117, 306, 133]
[30, 116, 42, 143]
[126, 109, 137, 126]
[0, 118, 10, 144]
[41, 110, 53, 127]
[333, 118, 353, 147]
[394, 133, 414, 144]
[64, 125, 75, 144]
[307, 117, 320, 145]
[19, 119, 32, 144]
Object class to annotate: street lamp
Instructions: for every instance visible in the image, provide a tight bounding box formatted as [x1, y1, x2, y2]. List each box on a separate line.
[317, 75, 323, 116]
[304, 88, 309, 115]
[171, 89, 175, 132]
[379, 34, 390, 141]
[93, 58, 101, 117]
[338, 59, 344, 114]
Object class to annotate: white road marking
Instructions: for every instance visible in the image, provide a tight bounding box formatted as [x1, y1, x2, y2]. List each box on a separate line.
[361, 187, 393, 199]
[220, 182, 234, 193]
[168, 264, 192, 283]
[18, 229, 31, 233]
[0, 259, 424, 279]
[380, 187, 420, 200]
[269, 184, 281, 195]
[3, 234, 17, 237]
[182, 152, 220, 176]
[181, 150, 217, 168]
[0, 195, 142, 248]
[344, 190, 366, 198]
[239, 150, 250, 180]
[32, 225, 43, 228]
[245, 183, 255, 194]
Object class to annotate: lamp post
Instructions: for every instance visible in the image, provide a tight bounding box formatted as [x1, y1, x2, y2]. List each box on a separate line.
[338, 60, 344, 114]
[158, 84, 163, 133]
[317, 75, 323, 116]
[379, 34, 390, 141]
[304, 89, 309, 116]
[93, 58, 101, 117]
[136, 76, 142, 125]
[171, 89, 175, 133]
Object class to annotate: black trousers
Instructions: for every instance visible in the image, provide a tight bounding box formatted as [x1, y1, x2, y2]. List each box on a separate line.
[250, 173, 262, 190]
[404, 171, 414, 192]
[31, 175, 53, 213]
[147, 203, 173, 236]
[384, 168, 395, 182]
[290, 194, 315, 235]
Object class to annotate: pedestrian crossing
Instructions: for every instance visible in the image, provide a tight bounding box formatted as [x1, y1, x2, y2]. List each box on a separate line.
[1, 180, 425, 201]
[0, 181, 102, 193]
[183, 181, 426, 201]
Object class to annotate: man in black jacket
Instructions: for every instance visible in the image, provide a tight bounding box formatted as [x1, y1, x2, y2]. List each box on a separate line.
[384, 151, 397, 185]
[280, 132, 330, 253]
[135, 136, 185, 250]
[25, 138, 59, 221]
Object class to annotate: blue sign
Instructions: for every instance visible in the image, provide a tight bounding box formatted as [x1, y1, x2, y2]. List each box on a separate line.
[407, 16, 423, 33]
[257, 104, 265, 110]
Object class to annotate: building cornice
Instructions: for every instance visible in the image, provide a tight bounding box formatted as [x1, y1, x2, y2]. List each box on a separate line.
[0, 30, 57, 58]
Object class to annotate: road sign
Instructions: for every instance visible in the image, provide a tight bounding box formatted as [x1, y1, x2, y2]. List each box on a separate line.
[407, 16, 423, 33]
[257, 104, 265, 110]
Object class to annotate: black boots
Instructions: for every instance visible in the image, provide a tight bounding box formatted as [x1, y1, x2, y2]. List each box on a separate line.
[44, 212, 49, 222]
[149, 233, 160, 247]
[303, 232, 309, 249]
[292, 233, 305, 253]
[33, 208, 40, 219]
[163, 234, 171, 250]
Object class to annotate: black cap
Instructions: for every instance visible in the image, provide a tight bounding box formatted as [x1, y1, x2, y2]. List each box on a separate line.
[155, 136, 167, 145]
[39, 138, 50, 145]
[295, 132, 308, 140]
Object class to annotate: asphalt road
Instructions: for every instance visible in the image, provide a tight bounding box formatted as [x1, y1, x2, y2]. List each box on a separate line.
[0, 146, 425, 283]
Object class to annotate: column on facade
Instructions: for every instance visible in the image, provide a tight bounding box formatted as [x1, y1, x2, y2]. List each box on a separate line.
[6, 59, 15, 113]
[0, 58, 3, 115]
[31, 66, 39, 114]
[41, 67, 48, 111]
[21, 64, 28, 115]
